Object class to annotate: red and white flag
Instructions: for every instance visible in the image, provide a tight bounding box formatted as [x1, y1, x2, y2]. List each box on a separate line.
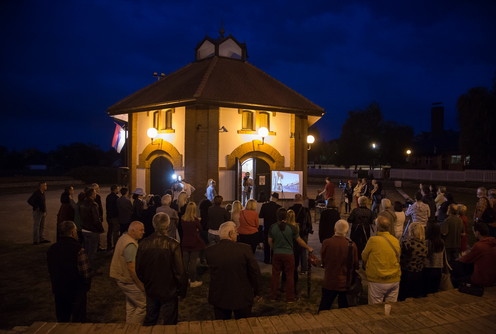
[111, 123, 126, 153]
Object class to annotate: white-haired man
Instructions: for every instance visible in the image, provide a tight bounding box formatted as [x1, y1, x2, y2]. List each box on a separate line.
[362, 216, 401, 304]
[110, 221, 146, 324]
[156, 194, 179, 238]
[319, 220, 358, 311]
[136, 212, 187, 325]
[205, 221, 262, 320]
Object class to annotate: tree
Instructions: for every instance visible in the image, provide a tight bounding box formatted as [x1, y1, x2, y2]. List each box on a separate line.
[457, 86, 496, 169]
[336, 103, 413, 168]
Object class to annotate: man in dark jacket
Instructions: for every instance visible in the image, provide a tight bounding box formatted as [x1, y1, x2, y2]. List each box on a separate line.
[207, 195, 230, 245]
[80, 187, 104, 264]
[117, 187, 133, 235]
[136, 212, 188, 325]
[319, 199, 341, 243]
[105, 185, 120, 251]
[47, 221, 90, 322]
[348, 196, 375, 259]
[205, 221, 263, 320]
[259, 192, 281, 264]
[28, 181, 49, 244]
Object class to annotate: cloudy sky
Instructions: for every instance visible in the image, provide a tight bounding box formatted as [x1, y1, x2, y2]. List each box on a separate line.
[1, 0, 495, 151]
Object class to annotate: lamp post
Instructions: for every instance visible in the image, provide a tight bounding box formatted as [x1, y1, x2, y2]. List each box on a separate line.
[370, 142, 378, 170]
[405, 149, 412, 163]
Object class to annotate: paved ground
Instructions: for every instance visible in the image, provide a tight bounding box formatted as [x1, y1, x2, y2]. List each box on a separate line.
[0, 180, 406, 281]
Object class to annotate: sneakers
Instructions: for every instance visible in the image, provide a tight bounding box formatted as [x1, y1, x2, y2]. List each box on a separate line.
[190, 281, 203, 288]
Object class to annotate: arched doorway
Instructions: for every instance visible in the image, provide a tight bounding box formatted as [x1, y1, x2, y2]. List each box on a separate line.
[241, 157, 271, 202]
[150, 156, 174, 196]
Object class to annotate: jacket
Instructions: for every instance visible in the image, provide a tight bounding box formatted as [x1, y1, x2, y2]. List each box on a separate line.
[458, 236, 496, 287]
[80, 198, 104, 233]
[47, 237, 90, 295]
[136, 232, 187, 301]
[362, 232, 401, 283]
[205, 239, 262, 310]
[321, 235, 358, 291]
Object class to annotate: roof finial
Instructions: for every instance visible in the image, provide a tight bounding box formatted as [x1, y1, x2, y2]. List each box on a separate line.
[219, 21, 225, 38]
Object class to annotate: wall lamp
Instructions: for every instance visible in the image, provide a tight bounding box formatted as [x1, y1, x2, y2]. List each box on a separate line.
[258, 127, 269, 144]
[307, 135, 315, 150]
[147, 127, 158, 144]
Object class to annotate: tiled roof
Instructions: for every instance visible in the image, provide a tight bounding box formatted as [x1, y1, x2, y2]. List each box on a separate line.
[108, 56, 324, 116]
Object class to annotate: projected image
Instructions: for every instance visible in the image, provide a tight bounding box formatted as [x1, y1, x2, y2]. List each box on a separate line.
[271, 171, 303, 199]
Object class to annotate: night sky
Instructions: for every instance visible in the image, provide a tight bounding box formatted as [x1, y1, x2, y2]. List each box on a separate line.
[1, 0, 495, 152]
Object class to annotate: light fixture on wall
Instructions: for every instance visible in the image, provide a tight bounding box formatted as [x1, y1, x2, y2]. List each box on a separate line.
[307, 135, 315, 150]
[219, 126, 228, 132]
[258, 127, 269, 144]
[147, 127, 158, 144]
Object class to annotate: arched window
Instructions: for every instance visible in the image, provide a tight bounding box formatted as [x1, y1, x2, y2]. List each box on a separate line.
[242, 110, 254, 130]
[258, 112, 270, 129]
[165, 109, 173, 129]
[153, 111, 160, 129]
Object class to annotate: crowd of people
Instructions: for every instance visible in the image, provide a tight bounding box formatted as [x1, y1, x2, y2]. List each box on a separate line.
[35, 177, 496, 325]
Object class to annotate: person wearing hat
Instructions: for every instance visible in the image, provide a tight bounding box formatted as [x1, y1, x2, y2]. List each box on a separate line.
[131, 188, 147, 223]
[259, 192, 281, 264]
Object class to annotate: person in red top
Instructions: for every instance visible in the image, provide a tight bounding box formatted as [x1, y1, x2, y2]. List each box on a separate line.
[181, 202, 206, 287]
[318, 177, 335, 204]
[238, 199, 260, 253]
[458, 222, 496, 287]
[319, 219, 358, 311]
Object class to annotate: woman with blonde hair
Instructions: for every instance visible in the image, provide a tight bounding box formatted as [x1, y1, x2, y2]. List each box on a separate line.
[238, 199, 260, 253]
[399, 222, 428, 300]
[230, 200, 243, 228]
[181, 202, 206, 287]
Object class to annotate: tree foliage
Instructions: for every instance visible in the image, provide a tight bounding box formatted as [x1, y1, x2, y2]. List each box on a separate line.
[336, 103, 413, 167]
[457, 86, 496, 169]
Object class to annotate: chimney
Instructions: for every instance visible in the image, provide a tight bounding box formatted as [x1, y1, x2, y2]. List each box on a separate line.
[431, 102, 444, 134]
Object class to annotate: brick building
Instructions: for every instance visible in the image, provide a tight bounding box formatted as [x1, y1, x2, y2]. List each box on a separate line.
[108, 34, 324, 202]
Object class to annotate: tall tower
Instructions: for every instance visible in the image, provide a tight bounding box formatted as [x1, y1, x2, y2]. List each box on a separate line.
[431, 102, 444, 134]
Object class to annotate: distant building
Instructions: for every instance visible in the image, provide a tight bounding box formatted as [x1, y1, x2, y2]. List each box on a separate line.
[108, 33, 324, 201]
[409, 103, 466, 170]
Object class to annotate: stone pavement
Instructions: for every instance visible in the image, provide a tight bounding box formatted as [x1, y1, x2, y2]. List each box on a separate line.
[17, 287, 496, 333]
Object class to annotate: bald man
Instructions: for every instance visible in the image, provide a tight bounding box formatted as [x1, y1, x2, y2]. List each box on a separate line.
[110, 221, 146, 324]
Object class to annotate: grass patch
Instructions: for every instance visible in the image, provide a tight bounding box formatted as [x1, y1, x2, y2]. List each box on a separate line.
[0, 241, 356, 329]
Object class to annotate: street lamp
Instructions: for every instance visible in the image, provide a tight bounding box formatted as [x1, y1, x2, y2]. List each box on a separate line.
[307, 135, 315, 150]
[258, 127, 269, 144]
[405, 149, 412, 163]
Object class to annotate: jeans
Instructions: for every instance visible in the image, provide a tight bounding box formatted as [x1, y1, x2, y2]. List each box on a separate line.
[117, 281, 146, 324]
[318, 288, 348, 311]
[208, 232, 220, 245]
[33, 209, 46, 243]
[213, 305, 252, 320]
[54, 290, 87, 322]
[82, 231, 100, 265]
[238, 232, 259, 253]
[183, 250, 200, 282]
[107, 217, 120, 250]
[271, 253, 295, 302]
[143, 296, 178, 326]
